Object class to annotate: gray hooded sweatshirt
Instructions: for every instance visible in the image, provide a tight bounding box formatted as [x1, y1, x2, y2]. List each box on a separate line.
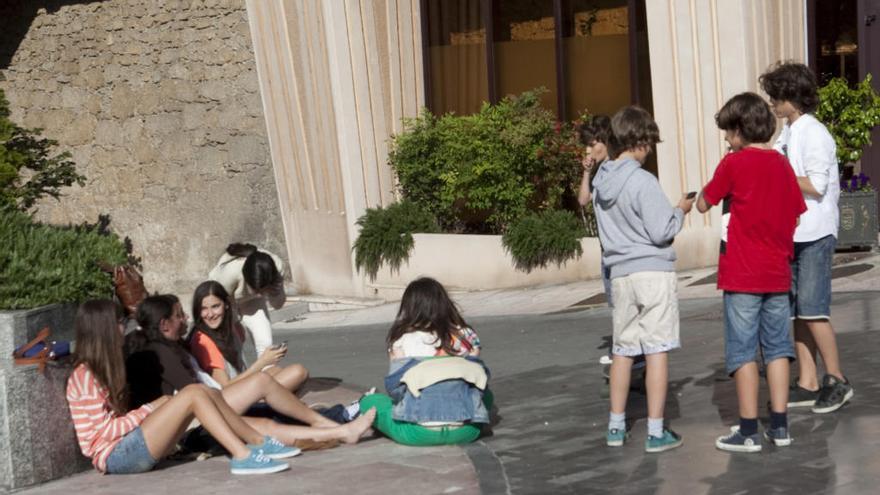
[591, 157, 684, 279]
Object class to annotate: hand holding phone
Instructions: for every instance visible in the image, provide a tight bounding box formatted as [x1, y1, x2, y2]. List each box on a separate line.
[271, 341, 288, 351]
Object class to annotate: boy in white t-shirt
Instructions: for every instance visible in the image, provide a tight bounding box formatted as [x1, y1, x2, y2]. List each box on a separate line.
[760, 62, 854, 414]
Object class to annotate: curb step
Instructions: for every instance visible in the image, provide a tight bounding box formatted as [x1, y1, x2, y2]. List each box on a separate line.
[283, 295, 386, 313]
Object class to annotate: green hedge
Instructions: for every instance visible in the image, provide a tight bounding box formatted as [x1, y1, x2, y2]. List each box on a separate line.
[388, 90, 583, 234]
[353, 201, 439, 281]
[816, 75, 880, 166]
[0, 210, 128, 309]
[502, 209, 584, 273]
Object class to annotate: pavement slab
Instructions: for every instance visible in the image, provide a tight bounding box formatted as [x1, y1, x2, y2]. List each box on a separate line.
[15, 252, 880, 494]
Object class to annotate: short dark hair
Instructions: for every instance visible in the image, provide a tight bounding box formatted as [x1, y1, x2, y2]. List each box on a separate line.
[577, 115, 612, 146]
[715, 92, 777, 144]
[759, 62, 818, 113]
[608, 106, 660, 158]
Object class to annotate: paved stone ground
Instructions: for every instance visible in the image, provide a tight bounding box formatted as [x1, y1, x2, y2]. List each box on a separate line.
[16, 254, 880, 494]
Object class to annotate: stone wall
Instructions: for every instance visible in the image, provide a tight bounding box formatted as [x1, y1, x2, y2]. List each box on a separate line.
[0, 0, 287, 296]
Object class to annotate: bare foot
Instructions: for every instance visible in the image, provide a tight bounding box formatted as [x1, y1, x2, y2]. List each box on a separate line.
[340, 408, 376, 444]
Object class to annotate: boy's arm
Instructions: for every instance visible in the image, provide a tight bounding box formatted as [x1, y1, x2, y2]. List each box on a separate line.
[798, 126, 836, 198]
[638, 175, 686, 245]
[698, 157, 730, 213]
[696, 190, 712, 213]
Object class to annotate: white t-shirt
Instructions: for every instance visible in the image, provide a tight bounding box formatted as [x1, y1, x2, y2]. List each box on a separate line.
[773, 114, 840, 242]
[391, 331, 442, 358]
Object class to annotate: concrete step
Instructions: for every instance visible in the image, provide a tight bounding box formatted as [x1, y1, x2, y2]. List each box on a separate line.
[285, 295, 386, 313]
[268, 300, 310, 323]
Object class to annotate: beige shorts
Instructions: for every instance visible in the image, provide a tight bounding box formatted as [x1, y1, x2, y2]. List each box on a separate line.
[611, 271, 681, 356]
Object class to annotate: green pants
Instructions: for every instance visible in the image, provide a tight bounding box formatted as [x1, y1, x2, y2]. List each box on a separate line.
[359, 390, 493, 446]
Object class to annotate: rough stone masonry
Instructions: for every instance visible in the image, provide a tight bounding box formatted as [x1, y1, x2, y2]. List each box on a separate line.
[0, 0, 287, 296]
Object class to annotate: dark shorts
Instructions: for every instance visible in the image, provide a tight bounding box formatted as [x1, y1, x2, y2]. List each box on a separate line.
[105, 427, 157, 474]
[791, 234, 835, 319]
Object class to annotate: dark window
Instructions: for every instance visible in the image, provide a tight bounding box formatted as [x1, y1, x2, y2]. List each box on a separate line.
[423, 0, 488, 116]
[421, 0, 652, 119]
[814, 0, 859, 85]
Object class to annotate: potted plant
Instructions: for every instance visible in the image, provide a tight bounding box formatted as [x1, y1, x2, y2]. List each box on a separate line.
[815, 75, 880, 248]
[837, 173, 878, 249]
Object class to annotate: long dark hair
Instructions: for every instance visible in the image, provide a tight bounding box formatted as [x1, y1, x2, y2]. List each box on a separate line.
[224, 243, 282, 292]
[190, 280, 244, 372]
[74, 299, 129, 415]
[128, 295, 195, 365]
[386, 277, 468, 355]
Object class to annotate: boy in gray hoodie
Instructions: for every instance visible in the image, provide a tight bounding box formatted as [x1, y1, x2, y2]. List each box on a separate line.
[593, 106, 695, 452]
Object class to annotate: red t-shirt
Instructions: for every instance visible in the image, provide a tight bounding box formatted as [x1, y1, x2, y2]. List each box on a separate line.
[702, 147, 806, 293]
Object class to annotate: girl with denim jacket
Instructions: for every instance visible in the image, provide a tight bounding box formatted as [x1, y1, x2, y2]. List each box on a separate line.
[359, 277, 493, 446]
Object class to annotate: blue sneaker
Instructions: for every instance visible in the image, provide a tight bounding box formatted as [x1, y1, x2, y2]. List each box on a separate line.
[763, 426, 792, 447]
[715, 426, 761, 453]
[230, 450, 290, 475]
[645, 428, 683, 453]
[606, 428, 628, 447]
[250, 436, 301, 459]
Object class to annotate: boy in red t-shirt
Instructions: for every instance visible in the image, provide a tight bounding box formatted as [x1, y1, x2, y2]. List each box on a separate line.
[697, 92, 806, 453]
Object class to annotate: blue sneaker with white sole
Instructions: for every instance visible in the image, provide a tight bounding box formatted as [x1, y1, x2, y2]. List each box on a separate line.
[715, 426, 762, 453]
[250, 436, 301, 459]
[763, 426, 792, 447]
[230, 450, 290, 475]
[645, 428, 683, 453]
[606, 428, 628, 447]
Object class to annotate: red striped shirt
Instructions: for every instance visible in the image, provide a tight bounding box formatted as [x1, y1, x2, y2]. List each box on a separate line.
[66, 364, 154, 473]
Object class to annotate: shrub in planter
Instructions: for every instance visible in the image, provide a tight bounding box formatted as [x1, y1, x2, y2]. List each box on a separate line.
[816, 75, 880, 168]
[0, 88, 85, 212]
[389, 90, 585, 234]
[353, 201, 439, 281]
[502, 209, 584, 273]
[0, 210, 128, 309]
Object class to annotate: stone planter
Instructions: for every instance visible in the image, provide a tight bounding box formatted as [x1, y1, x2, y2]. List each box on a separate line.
[365, 229, 720, 301]
[838, 190, 879, 249]
[0, 304, 90, 493]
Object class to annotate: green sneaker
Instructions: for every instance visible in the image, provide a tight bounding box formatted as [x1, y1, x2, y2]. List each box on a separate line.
[606, 428, 628, 447]
[645, 428, 683, 453]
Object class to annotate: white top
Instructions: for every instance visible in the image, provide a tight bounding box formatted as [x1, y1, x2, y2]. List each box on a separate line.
[208, 248, 285, 302]
[391, 331, 442, 358]
[773, 114, 840, 242]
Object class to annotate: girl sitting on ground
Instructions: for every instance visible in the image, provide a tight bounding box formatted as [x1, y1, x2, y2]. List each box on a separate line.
[188, 280, 307, 393]
[66, 299, 296, 475]
[125, 294, 375, 446]
[359, 277, 493, 446]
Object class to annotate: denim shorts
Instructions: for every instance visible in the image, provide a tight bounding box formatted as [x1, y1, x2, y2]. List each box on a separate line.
[105, 427, 157, 474]
[723, 292, 795, 376]
[790, 234, 835, 319]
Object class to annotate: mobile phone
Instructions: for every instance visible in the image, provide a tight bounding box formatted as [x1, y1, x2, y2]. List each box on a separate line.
[686, 191, 697, 199]
[272, 341, 288, 350]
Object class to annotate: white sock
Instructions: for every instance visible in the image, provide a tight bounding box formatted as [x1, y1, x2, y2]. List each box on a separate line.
[609, 412, 625, 431]
[647, 417, 664, 438]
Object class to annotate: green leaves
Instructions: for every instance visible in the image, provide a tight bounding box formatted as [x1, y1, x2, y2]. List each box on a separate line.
[0, 210, 127, 309]
[816, 75, 880, 167]
[388, 89, 584, 234]
[502, 210, 584, 273]
[0, 88, 85, 212]
[352, 201, 439, 281]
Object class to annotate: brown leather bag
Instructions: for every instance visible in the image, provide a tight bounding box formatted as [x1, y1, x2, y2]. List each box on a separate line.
[113, 265, 148, 316]
[13, 327, 52, 373]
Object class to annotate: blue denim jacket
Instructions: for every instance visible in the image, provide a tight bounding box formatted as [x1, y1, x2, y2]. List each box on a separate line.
[384, 357, 490, 424]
